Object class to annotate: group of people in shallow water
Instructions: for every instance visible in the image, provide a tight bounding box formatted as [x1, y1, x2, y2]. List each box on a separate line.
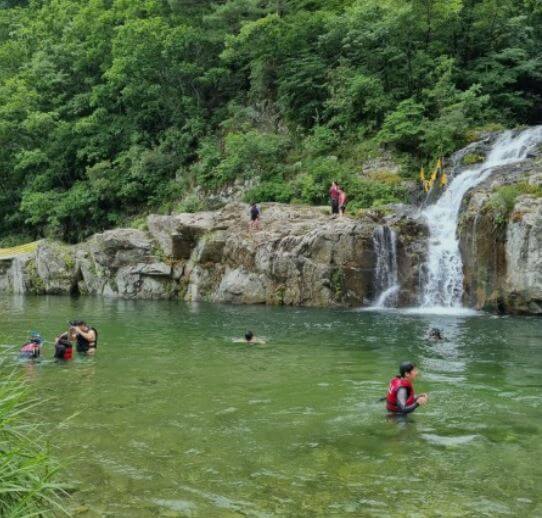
[19, 321, 445, 416]
[19, 320, 97, 361]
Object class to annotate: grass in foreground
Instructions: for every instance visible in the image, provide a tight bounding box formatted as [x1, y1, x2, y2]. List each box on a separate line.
[0, 364, 67, 517]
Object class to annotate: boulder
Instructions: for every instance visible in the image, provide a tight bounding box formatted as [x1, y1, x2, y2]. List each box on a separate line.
[34, 242, 77, 294]
[147, 213, 216, 259]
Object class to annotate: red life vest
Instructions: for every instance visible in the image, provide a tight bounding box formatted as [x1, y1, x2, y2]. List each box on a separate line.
[386, 376, 415, 412]
[63, 345, 73, 361]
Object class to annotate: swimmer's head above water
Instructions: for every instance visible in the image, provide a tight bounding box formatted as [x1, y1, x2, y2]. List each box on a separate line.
[428, 328, 443, 340]
[399, 361, 418, 381]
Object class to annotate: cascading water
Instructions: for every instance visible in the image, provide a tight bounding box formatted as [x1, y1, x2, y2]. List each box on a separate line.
[9, 257, 25, 294]
[372, 225, 399, 308]
[421, 126, 542, 310]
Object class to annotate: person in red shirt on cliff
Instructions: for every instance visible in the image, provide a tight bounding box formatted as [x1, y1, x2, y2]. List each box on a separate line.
[329, 181, 340, 217]
[338, 188, 347, 218]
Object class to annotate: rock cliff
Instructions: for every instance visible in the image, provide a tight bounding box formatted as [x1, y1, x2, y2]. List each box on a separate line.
[0, 203, 426, 308]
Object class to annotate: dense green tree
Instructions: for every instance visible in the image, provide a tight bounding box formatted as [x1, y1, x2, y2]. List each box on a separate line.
[0, 0, 540, 242]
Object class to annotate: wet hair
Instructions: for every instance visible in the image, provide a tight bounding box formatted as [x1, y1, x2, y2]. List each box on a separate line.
[429, 328, 443, 339]
[70, 320, 86, 327]
[245, 330, 254, 341]
[399, 362, 416, 377]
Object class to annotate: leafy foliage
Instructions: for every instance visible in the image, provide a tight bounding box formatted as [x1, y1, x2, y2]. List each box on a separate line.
[0, 0, 540, 241]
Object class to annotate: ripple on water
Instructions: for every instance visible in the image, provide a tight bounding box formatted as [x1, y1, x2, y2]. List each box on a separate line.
[152, 499, 197, 515]
[421, 433, 481, 447]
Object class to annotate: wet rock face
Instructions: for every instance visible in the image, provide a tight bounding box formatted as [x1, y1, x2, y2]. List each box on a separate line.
[505, 196, 542, 313]
[0, 203, 427, 307]
[458, 156, 542, 314]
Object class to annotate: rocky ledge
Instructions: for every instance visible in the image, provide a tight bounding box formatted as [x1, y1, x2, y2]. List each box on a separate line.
[0, 203, 426, 308]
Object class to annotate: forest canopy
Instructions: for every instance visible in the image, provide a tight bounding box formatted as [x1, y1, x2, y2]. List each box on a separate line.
[0, 0, 541, 242]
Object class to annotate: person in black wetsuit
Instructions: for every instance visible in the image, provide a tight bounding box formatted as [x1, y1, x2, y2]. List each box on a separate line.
[70, 320, 98, 355]
[386, 362, 428, 415]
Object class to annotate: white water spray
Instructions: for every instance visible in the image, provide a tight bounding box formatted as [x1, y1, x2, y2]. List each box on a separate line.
[421, 126, 542, 310]
[10, 257, 26, 294]
[372, 225, 399, 308]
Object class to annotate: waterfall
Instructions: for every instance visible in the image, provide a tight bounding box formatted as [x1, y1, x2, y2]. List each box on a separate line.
[372, 225, 399, 308]
[421, 126, 542, 309]
[10, 256, 26, 294]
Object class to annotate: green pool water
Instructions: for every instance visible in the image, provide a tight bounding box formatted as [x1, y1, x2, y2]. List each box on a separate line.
[1, 295, 541, 517]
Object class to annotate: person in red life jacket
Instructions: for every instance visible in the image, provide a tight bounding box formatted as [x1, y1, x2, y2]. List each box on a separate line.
[329, 181, 340, 217]
[338, 188, 347, 218]
[54, 331, 73, 361]
[19, 333, 44, 359]
[386, 362, 428, 414]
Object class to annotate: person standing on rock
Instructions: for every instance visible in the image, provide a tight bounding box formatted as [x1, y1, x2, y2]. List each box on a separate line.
[338, 187, 348, 218]
[249, 202, 261, 230]
[329, 181, 340, 217]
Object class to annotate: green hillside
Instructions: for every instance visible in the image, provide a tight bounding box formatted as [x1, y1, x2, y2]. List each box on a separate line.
[0, 0, 540, 243]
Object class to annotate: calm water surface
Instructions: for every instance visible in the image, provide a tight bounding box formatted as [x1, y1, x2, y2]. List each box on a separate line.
[1, 296, 541, 517]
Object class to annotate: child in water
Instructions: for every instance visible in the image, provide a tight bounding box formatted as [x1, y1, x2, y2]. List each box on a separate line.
[19, 333, 43, 359]
[232, 330, 266, 344]
[54, 331, 74, 361]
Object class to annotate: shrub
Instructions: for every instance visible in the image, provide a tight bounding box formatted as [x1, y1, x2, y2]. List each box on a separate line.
[486, 182, 542, 225]
[175, 193, 204, 213]
[245, 180, 294, 203]
[462, 153, 486, 166]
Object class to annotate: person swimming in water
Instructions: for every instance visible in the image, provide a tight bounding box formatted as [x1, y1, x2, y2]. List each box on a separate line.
[386, 362, 428, 415]
[427, 327, 444, 341]
[232, 330, 266, 344]
[19, 333, 43, 359]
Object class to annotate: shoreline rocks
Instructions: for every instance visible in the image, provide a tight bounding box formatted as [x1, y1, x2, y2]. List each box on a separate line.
[0, 202, 427, 308]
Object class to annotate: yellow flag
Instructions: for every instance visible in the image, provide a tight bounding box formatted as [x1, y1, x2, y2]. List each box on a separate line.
[440, 172, 448, 186]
